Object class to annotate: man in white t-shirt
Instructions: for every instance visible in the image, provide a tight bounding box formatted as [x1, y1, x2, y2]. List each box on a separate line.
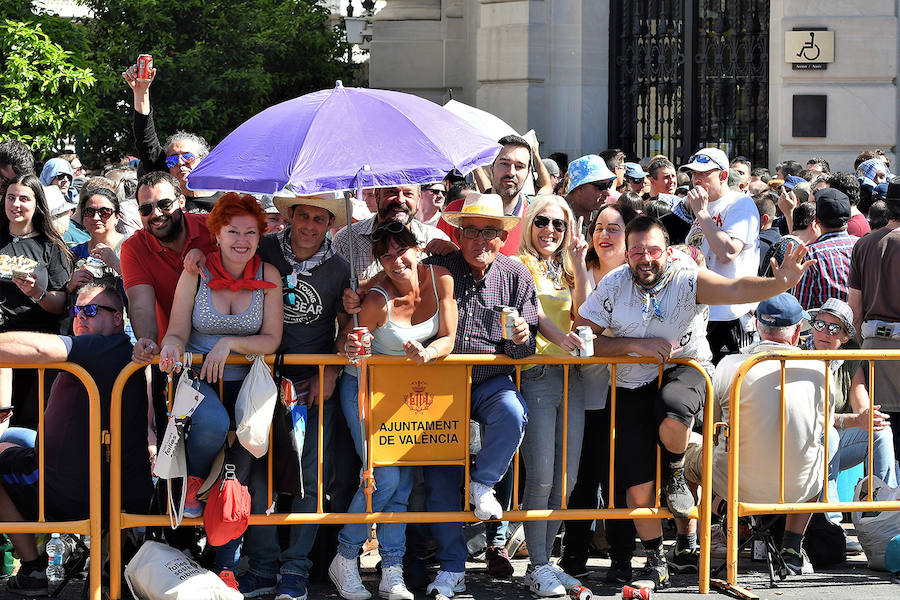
[576, 216, 812, 588]
[682, 147, 760, 363]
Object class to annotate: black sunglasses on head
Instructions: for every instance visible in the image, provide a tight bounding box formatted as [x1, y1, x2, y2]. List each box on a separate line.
[370, 220, 409, 243]
[138, 198, 176, 217]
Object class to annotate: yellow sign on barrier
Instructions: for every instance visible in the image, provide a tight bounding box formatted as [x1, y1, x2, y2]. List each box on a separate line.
[369, 364, 468, 464]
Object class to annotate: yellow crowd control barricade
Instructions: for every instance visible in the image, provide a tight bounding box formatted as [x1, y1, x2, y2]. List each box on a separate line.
[722, 349, 900, 592]
[108, 354, 714, 599]
[0, 363, 103, 600]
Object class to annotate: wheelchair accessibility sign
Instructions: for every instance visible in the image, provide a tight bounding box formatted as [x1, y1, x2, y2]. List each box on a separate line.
[786, 30, 834, 70]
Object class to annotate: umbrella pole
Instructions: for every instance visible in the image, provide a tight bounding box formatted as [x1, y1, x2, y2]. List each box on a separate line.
[349, 170, 374, 505]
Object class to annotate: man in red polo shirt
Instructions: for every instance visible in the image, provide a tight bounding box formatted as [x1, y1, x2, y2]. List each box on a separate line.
[438, 135, 546, 256]
[121, 171, 217, 361]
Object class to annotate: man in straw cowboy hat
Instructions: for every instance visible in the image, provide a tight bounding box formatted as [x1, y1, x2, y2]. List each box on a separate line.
[417, 192, 539, 597]
[236, 192, 353, 600]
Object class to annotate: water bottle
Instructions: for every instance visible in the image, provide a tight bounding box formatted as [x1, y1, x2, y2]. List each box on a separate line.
[45, 533, 65, 582]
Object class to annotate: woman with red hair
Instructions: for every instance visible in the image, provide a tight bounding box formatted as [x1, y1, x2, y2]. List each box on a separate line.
[159, 192, 282, 587]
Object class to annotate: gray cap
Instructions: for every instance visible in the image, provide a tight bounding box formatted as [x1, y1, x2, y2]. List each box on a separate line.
[542, 158, 560, 177]
[810, 298, 857, 339]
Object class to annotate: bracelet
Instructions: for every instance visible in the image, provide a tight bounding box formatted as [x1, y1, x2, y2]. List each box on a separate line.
[30, 288, 46, 303]
[837, 414, 846, 430]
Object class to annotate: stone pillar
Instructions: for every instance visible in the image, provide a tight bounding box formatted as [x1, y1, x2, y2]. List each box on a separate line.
[769, 1, 897, 171]
[368, 1, 445, 103]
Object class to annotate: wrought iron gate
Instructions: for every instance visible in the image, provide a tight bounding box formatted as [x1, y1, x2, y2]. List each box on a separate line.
[609, 0, 769, 168]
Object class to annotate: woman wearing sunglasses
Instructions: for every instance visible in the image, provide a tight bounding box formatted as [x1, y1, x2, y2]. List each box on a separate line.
[513, 194, 595, 596]
[331, 221, 457, 600]
[68, 188, 126, 290]
[0, 174, 73, 432]
[158, 192, 283, 587]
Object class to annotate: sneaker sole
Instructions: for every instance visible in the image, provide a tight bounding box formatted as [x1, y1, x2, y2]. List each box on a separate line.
[379, 589, 415, 600]
[328, 565, 372, 600]
[276, 594, 308, 600]
[242, 585, 277, 598]
[426, 583, 466, 597]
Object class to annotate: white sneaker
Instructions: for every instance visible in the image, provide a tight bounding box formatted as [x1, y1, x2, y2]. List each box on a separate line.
[549, 562, 581, 590]
[379, 565, 413, 600]
[425, 570, 465, 598]
[524, 564, 565, 597]
[328, 554, 372, 600]
[469, 480, 502, 521]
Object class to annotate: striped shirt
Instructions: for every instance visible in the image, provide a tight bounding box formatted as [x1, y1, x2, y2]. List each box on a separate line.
[425, 251, 539, 385]
[793, 231, 859, 310]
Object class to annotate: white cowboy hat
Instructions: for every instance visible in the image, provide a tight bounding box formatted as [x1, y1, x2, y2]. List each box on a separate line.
[273, 190, 348, 228]
[440, 192, 520, 231]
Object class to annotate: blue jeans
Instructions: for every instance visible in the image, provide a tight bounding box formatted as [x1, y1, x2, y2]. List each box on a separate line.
[185, 380, 238, 478]
[241, 380, 336, 579]
[485, 465, 513, 548]
[519, 364, 585, 565]
[337, 373, 413, 568]
[425, 374, 527, 572]
[827, 424, 897, 498]
[0, 427, 36, 448]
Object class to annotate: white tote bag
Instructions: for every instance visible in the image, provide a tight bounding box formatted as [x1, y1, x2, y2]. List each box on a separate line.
[234, 355, 278, 458]
[152, 355, 204, 528]
[125, 541, 242, 600]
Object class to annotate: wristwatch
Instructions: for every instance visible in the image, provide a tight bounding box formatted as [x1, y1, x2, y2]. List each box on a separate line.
[31, 288, 46, 303]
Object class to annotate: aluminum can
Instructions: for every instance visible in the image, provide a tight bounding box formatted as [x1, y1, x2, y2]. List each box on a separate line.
[352, 326, 372, 358]
[622, 585, 653, 600]
[569, 584, 593, 600]
[572, 325, 594, 357]
[500, 306, 518, 340]
[137, 54, 153, 80]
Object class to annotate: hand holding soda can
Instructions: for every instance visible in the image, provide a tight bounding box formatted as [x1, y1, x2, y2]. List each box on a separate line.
[136, 54, 154, 80]
[346, 326, 373, 359]
[498, 306, 518, 340]
[571, 325, 595, 358]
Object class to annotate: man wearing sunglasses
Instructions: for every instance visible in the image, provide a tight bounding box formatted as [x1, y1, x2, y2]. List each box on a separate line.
[576, 216, 813, 587]
[0, 282, 153, 596]
[565, 154, 618, 226]
[123, 59, 223, 212]
[121, 171, 216, 365]
[416, 183, 446, 227]
[624, 162, 649, 196]
[682, 147, 760, 363]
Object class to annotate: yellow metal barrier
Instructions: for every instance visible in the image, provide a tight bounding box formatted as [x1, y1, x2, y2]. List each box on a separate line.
[723, 349, 900, 589]
[108, 354, 714, 599]
[0, 363, 103, 600]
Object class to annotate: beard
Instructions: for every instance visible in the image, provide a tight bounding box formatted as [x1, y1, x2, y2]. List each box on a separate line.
[377, 201, 413, 224]
[149, 209, 185, 243]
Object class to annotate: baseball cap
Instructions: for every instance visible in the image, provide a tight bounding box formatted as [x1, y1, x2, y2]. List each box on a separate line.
[810, 297, 857, 340]
[756, 293, 810, 327]
[542, 158, 561, 177]
[567, 155, 616, 194]
[624, 162, 648, 179]
[680, 148, 729, 173]
[782, 175, 806, 191]
[813, 187, 851, 228]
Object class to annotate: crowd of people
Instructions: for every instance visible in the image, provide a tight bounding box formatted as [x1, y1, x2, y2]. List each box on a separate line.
[0, 62, 898, 600]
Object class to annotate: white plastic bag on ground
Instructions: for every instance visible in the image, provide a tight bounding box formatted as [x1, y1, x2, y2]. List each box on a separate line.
[851, 475, 900, 570]
[125, 541, 242, 600]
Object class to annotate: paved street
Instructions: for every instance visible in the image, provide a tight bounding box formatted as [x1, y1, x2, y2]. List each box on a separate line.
[48, 526, 900, 600]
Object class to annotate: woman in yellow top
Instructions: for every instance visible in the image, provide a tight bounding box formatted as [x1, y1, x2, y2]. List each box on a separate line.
[514, 194, 592, 596]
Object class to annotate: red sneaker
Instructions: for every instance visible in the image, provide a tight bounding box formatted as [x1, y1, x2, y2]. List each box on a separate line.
[218, 569, 240, 591]
[184, 475, 204, 518]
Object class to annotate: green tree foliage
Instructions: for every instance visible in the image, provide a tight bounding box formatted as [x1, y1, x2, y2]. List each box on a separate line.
[0, 6, 96, 155]
[82, 0, 354, 164]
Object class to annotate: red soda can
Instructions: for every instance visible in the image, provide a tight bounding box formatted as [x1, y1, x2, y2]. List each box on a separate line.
[137, 54, 153, 80]
[352, 326, 372, 358]
[622, 584, 653, 600]
[569, 584, 593, 600]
